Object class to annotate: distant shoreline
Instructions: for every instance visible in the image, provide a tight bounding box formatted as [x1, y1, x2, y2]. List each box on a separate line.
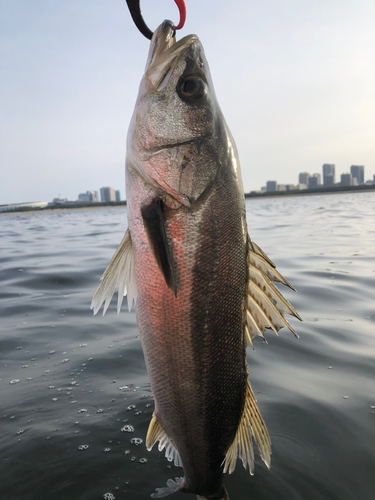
[1, 184, 374, 214]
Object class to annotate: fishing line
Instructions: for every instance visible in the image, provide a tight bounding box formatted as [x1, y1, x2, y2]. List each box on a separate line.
[125, 0, 186, 39]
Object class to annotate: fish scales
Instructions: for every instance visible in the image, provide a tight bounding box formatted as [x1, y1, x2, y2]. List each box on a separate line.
[92, 18, 300, 500]
[128, 145, 248, 495]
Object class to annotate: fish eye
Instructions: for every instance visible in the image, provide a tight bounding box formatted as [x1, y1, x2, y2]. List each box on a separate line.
[178, 76, 206, 102]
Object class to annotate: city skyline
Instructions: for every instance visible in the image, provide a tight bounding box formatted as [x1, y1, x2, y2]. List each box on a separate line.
[264, 163, 372, 193]
[1, 0, 374, 205]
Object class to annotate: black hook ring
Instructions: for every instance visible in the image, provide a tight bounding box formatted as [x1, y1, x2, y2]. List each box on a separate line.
[125, 0, 154, 40]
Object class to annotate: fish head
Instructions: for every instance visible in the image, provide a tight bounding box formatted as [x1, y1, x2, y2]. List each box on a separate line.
[127, 20, 232, 208]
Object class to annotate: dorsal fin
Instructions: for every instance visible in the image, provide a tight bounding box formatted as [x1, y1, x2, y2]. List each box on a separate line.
[246, 237, 301, 343]
[91, 229, 137, 315]
[223, 379, 271, 475]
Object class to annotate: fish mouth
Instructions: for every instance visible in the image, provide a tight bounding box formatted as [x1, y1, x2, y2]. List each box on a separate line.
[145, 20, 198, 88]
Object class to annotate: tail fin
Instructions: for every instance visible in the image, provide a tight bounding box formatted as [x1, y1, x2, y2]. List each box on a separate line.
[151, 477, 184, 498]
[197, 486, 229, 500]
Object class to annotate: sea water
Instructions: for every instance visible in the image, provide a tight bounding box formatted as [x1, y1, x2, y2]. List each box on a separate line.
[1, 191, 374, 500]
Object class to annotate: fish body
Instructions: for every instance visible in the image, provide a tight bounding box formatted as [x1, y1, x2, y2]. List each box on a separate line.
[92, 20, 300, 500]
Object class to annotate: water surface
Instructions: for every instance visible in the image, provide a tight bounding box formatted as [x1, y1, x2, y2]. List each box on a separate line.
[1, 192, 374, 500]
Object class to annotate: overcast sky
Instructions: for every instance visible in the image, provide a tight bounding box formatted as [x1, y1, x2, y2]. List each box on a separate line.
[1, 0, 374, 204]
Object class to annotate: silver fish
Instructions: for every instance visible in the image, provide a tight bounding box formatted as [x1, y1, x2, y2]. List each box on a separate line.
[92, 20, 301, 500]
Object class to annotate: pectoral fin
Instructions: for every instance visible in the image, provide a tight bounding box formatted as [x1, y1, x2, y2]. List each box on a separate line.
[91, 229, 137, 315]
[223, 379, 271, 475]
[141, 197, 177, 296]
[246, 237, 301, 344]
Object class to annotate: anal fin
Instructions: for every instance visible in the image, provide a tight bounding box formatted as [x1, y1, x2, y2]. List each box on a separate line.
[146, 413, 182, 467]
[91, 229, 137, 315]
[223, 379, 271, 475]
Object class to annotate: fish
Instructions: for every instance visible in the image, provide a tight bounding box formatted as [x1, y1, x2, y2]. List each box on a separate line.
[91, 19, 301, 500]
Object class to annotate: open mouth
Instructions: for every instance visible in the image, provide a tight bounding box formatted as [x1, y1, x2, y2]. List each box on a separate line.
[145, 20, 198, 88]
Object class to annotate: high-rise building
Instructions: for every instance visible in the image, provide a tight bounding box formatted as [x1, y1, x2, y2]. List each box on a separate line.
[100, 187, 116, 202]
[78, 190, 99, 202]
[299, 172, 310, 185]
[78, 192, 91, 202]
[266, 181, 277, 192]
[323, 164, 335, 186]
[341, 173, 352, 186]
[89, 190, 99, 202]
[115, 190, 121, 202]
[308, 173, 321, 189]
[350, 165, 364, 185]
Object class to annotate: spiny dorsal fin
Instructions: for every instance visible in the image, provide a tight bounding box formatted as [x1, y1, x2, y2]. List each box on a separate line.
[146, 414, 182, 467]
[91, 229, 137, 315]
[223, 379, 271, 475]
[246, 238, 301, 342]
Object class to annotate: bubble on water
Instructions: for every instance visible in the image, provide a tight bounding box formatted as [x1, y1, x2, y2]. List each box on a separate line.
[48, 385, 55, 389]
[145, 404, 151, 408]
[141, 394, 147, 399]
[118, 386, 130, 391]
[61, 359, 70, 363]
[111, 380, 116, 384]
[370, 406, 375, 409]
[343, 396, 349, 399]
[62, 352, 67, 355]
[103, 448, 111, 453]
[124, 450, 130, 455]
[78, 444, 89, 450]
[127, 405, 136, 411]
[49, 351, 56, 354]
[88, 358, 93, 361]
[97, 409, 104, 413]
[109, 345, 114, 348]
[16, 430, 25, 435]
[103, 494, 115, 500]
[70, 381, 77, 385]
[139, 458, 147, 463]
[44, 370, 50, 374]
[22, 365, 28, 368]
[16, 346, 22, 350]
[130, 456, 136, 461]
[79, 409, 87, 413]
[135, 411, 142, 416]
[121, 425, 134, 433]
[131, 438, 143, 446]
[10, 379, 20, 385]
[327, 366, 333, 369]
[71, 401, 77, 404]
[52, 398, 58, 401]
[79, 344, 87, 347]
[26, 378, 32, 381]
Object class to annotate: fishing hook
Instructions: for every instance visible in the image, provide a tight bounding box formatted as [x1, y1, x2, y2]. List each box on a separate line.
[125, 0, 186, 40]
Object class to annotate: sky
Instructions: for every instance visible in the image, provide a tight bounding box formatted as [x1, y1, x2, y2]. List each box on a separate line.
[1, 0, 374, 204]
